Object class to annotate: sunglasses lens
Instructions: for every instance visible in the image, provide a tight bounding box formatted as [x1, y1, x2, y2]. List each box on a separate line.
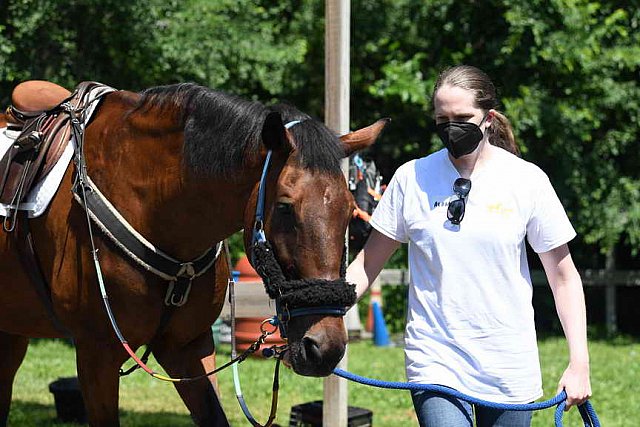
[453, 178, 471, 197]
[447, 199, 465, 224]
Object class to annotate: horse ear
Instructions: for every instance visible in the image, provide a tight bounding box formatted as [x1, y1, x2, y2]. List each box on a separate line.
[340, 118, 391, 157]
[261, 112, 291, 152]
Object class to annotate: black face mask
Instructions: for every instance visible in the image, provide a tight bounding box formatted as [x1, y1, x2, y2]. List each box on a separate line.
[436, 117, 486, 158]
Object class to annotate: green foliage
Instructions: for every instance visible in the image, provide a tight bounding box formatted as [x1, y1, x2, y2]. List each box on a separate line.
[0, 0, 309, 102]
[151, 0, 308, 99]
[0, 0, 165, 94]
[497, 1, 640, 258]
[227, 230, 246, 267]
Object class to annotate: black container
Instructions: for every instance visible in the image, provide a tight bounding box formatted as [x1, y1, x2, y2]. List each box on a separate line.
[289, 401, 372, 426]
[48, 377, 87, 423]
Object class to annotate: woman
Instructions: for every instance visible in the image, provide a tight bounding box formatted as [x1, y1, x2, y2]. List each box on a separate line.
[346, 65, 591, 426]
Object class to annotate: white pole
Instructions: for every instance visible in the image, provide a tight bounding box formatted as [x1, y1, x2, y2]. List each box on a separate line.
[324, 0, 350, 426]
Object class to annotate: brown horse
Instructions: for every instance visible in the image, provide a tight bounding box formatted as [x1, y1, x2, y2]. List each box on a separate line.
[0, 82, 388, 426]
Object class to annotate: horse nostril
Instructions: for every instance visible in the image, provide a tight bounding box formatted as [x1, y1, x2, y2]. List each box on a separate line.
[301, 336, 322, 364]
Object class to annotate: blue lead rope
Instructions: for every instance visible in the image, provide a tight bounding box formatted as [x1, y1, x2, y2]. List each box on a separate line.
[333, 368, 600, 427]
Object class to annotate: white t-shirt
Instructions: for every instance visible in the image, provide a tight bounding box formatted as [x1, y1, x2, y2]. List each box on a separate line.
[369, 147, 576, 404]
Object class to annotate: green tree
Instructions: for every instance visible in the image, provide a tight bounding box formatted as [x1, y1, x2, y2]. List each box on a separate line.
[0, 0, 165, 95]
[499, 1, 640, 261]
[0, 0, 309, 102]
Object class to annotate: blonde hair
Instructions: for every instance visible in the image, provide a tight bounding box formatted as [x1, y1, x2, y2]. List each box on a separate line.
[434, 65, 520, 156]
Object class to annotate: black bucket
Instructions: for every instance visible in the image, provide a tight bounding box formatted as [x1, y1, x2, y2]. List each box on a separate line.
[289, 400, 372, 426]
[48, 377, 87, 423]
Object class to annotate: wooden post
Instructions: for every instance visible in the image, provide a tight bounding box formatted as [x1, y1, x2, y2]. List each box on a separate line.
[324, 0, 350, 426]
[605, 248, 617, 335]
[605, 282, 617, 335]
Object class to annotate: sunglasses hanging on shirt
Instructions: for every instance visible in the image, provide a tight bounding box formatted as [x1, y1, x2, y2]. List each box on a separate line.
[447, 178, 471, 225]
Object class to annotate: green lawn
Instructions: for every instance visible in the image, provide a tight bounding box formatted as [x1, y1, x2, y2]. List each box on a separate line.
[8, 335, 639, 426]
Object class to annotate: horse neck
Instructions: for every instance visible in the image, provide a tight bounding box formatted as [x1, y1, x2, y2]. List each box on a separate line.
[180, 148, 285, 242]
[88, 92, 301, 262]
[85, 95, 267, 261]
[126, 152, 265, 261]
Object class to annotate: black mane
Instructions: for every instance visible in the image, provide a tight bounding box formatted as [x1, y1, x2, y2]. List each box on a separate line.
[136, 83, 344, 177]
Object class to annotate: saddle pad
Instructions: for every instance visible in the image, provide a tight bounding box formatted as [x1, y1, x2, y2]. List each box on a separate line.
[0, 83, 110, 218]
[0, 128, 74, 218]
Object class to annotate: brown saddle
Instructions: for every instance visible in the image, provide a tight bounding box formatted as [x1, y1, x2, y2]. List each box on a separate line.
[0, 81, 112, 231]
[13, 80, 72, 112]
[4, 81, 72, 128]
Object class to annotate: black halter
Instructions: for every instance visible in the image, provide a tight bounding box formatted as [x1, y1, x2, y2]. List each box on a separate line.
[249, 121, 355, 338]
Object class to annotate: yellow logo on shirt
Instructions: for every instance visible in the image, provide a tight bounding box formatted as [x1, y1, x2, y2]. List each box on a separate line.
[486, 202, 513, 217]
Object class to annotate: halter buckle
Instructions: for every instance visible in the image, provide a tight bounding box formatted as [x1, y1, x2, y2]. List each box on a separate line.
[252, 219, 266, 245]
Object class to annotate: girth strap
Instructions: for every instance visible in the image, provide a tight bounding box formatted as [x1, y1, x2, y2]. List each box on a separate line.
[13, 211, 70, 336]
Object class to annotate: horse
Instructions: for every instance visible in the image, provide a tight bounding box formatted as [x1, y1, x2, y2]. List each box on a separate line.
[0, 81, 388, 426]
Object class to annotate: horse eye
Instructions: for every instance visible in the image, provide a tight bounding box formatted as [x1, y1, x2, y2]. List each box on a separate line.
[276, 202, 294, 215]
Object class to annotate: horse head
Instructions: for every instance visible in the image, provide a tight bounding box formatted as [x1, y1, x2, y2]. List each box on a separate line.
[130, 84, 387, 377]
[244, 106, 388, 376]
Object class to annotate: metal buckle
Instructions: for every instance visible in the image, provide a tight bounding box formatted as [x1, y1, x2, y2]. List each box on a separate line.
[177, 262, 196, 279]
[260, 317, 279, 336]
[164, 280, 192, 307]
[164, 263, 196, 307]
[253, 220, 266, 244]
[59, 101, 73, 113]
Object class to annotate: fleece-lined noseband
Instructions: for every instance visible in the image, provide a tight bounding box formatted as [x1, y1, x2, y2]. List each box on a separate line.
[249, 120, 356, 337]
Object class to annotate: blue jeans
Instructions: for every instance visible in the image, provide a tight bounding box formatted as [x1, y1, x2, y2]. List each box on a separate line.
[411, 390, 533, 427]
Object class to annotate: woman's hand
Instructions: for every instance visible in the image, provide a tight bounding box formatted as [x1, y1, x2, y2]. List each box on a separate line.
[557, 361, 591, 410]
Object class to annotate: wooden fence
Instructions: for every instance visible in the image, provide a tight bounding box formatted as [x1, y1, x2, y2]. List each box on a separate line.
[378, 269, 640, 335]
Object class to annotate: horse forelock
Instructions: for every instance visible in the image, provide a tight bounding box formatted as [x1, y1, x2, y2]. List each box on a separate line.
[135, 84, 344, 178]
[271, 103, 344, 175]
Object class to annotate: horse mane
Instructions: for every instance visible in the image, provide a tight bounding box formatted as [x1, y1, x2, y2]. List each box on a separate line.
[136, 83, 344, 177]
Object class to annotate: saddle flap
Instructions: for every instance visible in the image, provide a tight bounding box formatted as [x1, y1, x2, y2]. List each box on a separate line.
[0, 114, 64, 206]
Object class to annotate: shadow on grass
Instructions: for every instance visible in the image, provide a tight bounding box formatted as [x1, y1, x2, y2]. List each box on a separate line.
[9, 400, 195, 427]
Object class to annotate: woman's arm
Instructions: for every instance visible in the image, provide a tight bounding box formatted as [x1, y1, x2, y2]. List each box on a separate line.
[347, 229, 401, 302]
[539, 243, 591, 410]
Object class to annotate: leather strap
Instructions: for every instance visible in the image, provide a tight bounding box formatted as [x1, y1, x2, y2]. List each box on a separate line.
[119, 303, 177, 376]
[72, 178, 221, 291]
[14, 211, 70, 336]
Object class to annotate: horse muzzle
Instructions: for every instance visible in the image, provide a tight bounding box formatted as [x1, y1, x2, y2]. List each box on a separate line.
[285, 316, 348, 377]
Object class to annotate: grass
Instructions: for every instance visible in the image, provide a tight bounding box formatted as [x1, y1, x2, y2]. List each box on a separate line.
[8, 335, 640, 426]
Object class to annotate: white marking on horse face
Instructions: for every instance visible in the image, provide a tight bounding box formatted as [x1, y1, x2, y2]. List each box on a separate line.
[323, 188, 331, 206]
